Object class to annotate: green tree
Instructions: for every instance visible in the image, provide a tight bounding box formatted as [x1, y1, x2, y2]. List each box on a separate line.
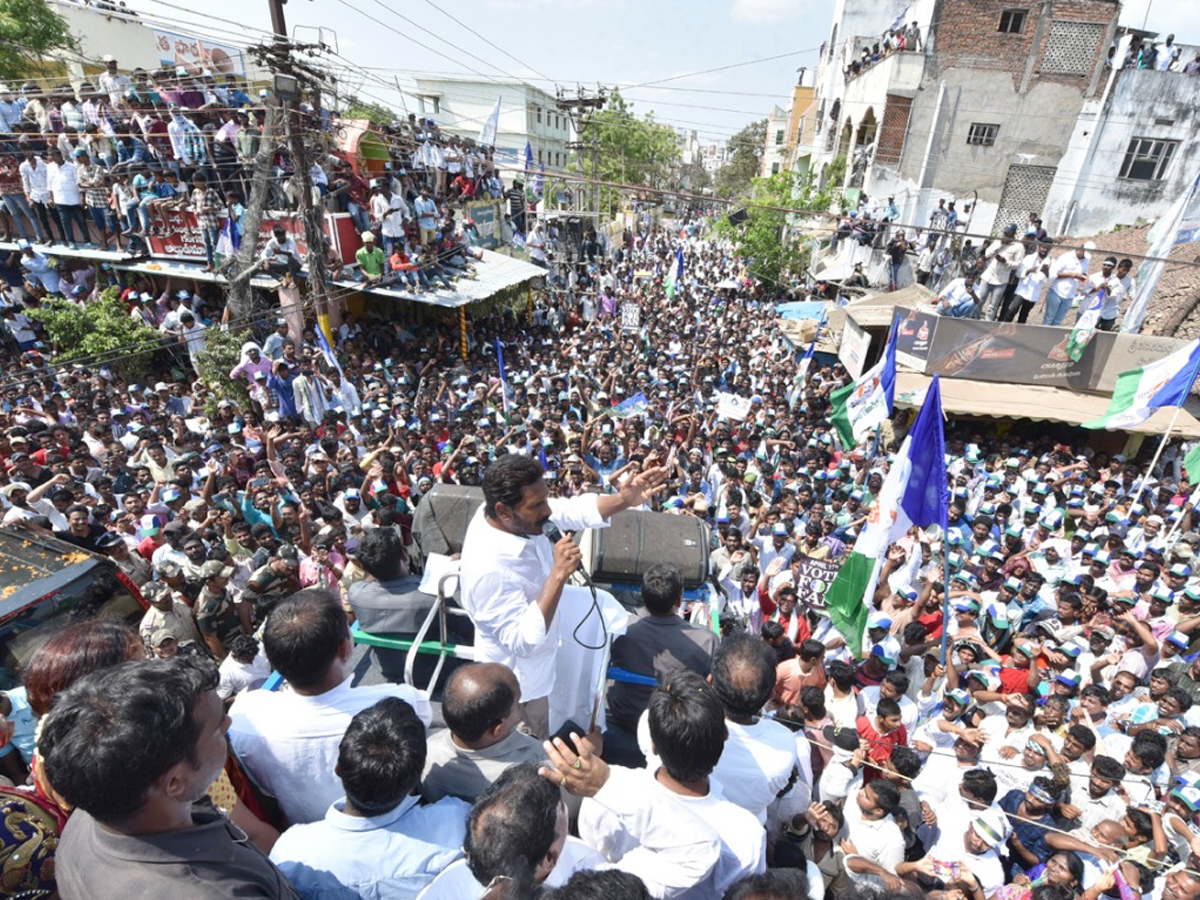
[677, 160, 712, 194]
[0, 0, 76, 83]
[575, 90, 681, 215]
[714, 119, 767, 199]
[713, 169, 837, 289]
[194, 327, 252, 413]
[342, 98, 396, 125]
[25, 288, 162, 380]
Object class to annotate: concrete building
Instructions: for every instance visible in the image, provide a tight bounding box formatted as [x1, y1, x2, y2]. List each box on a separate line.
[702, 142, 729, 176]
[761, 104, 792, 177]
[783, 70, 818, 177]
[411, 77, 571, 173]
[807, 0, 1122, 235]
[42, 0, 266, 82]
[1044, 35, 1200, 236]
[677, 128, 702, 166]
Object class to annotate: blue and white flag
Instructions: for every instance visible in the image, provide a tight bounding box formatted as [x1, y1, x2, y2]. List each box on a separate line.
[494, 338, 511, 419]
[316, 322, 342, 375]
[215, 215, 240, 261]
[524, 141, 533, 174]
[612, 392, 649, 420]
[665, 246, 684, 300]
[1124, 167, 1200, 333]
[534, 163, 545, 198]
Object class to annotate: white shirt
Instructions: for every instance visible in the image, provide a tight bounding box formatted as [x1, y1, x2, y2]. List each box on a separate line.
[842, 788, 905, 885]
[709, 716, 800, 825]
[217, 649, 271, 699]
[459, 494, 609, 701]
[576, 766, 722, 899]
[581, 771, 764, 900]
[1016, 253, 1050, 302]
[228, 677, 431, 826]
[47, 161, 82, 206]
[371, 192, 410, 237]
[926, 827, 1006, 897]
[416, 837, 605, 900]
[1050, 252, 1088, 300]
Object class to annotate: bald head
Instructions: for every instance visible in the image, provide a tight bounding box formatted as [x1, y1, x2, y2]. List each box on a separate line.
[711, 632, 776, 719]
[443, 663, 520, 745]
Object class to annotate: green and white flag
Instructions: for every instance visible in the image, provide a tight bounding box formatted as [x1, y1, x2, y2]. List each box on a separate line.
[830, 326, 896, 448]
[1083, 337, 1200, 430]
[825, 377, 949, 656]
[1064, 290, 1104, 362]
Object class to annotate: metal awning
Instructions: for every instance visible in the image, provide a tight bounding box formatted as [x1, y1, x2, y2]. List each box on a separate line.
[894, 372, 1200, 437]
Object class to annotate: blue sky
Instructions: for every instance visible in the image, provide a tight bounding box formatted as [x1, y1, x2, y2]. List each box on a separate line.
[121, 0, 838, 148]
[121, 0, 1191, 153]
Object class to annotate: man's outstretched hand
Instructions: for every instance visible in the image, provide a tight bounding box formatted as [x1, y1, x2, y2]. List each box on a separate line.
[617, 464, 669, 508]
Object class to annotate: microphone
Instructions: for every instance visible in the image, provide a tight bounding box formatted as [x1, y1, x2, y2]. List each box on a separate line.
[541, 520, 591, 580]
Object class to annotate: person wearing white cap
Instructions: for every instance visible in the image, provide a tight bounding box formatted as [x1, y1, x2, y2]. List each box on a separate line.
[97, 55, 132, 106]
[897, 806, 1007, 896]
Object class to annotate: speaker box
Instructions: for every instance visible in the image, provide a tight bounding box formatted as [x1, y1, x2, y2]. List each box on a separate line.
[588, 510, 710, 590]
[411, 483, 484, 561]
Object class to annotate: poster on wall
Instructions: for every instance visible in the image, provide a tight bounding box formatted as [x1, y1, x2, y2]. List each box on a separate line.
[154, 30, 246, 76]
[148, 212, 308, 263]
[463, 200, 502, 249]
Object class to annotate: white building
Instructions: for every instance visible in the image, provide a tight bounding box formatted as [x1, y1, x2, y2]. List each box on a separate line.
[42, 0, 266, 82]
[1044, 35, 1200, 237]
[761, 104, 792, 177]
[805, 0, 1121, 235]
[411, 77, 572, 173]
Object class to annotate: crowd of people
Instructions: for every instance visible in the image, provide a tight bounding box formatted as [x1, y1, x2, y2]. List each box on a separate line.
[0, 53, 515, 281]
[5, 39, 1200, 900]
[840, 22, 925, 82]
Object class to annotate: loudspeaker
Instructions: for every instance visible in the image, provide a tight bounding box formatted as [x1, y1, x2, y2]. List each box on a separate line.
[588, 510, 710, 590]
[411, 484, 484, 561]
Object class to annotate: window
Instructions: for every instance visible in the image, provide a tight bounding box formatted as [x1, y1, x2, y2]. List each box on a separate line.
[998, 9, 1027, 33]
[536, 107, 542, 124]
[1120, 138, 1179, 181]
[538, 150, 543, 165]
[771, 162, 781, 174]
[967, 123, 1000, 146]
[775, 129, 785, 145]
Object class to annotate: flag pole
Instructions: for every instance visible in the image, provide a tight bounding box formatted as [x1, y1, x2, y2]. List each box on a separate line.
[1128, 404, 1184, 510]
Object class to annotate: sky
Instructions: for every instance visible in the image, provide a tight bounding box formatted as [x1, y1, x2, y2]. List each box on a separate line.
[120, 0, 1195, 154]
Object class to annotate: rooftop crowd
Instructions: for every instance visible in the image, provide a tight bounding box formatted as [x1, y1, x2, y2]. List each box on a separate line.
[5, 44, 1200, 900]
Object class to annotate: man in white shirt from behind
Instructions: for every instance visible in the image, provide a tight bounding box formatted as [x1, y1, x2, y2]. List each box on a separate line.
[228, 590, 431, 827]
[583, 671, 765, 900]
[704, 632, 802, 826]
[417, 754, 720, 900]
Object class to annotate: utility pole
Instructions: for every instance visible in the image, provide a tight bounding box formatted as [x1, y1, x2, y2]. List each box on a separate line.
[253, 0, 338, 331]
[556, 86, 606, 217]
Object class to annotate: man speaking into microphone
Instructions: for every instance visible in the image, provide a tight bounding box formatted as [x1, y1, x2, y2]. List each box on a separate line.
[460, 454, 667, 739]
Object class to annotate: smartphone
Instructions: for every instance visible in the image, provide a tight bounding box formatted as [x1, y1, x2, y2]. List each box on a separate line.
[931, 860, 961, 882]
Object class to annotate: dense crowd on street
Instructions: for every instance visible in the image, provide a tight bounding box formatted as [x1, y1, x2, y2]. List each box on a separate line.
[7, 46, 1200, 900]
